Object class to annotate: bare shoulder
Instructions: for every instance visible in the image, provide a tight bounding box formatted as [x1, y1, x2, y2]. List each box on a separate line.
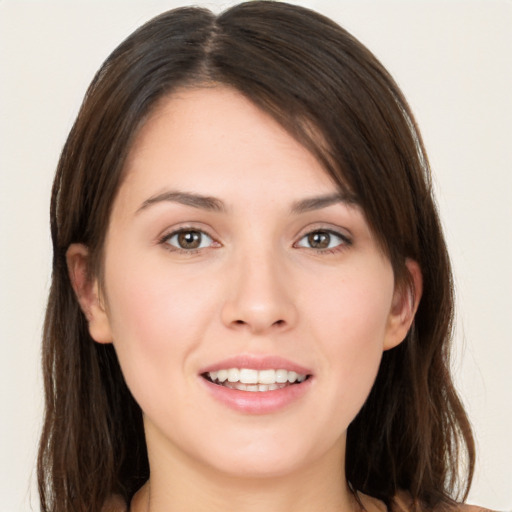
[432, 502, 495, 512]
[393, 491, 494, 512]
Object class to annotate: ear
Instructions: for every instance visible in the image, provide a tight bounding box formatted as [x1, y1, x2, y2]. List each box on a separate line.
[66, 243, 113, 344]
[383, 258, 423, 351]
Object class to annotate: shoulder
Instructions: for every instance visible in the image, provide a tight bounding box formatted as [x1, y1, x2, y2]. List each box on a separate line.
[393, 492, 494, 512]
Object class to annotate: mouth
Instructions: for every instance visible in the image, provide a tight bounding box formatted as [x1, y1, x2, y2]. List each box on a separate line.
[202, 368, 311, 392]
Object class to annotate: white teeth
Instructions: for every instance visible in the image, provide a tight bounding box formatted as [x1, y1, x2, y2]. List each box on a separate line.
[258, 369, 276, 384]
[223, 381, 287, 392]
[239, 368, 258, 384]
[206, 368, 308, 387]
[227, 368, 240, 382]
[275, 369, 288, 383]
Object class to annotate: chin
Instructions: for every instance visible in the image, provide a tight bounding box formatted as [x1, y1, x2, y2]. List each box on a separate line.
[194, 427, 343, 481]
[206, 453, 312, 480]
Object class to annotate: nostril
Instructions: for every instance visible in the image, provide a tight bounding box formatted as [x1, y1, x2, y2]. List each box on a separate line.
[273, 319, 285, 326]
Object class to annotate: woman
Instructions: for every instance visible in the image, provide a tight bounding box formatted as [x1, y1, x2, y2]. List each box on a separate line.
[38, 2, 481, 511]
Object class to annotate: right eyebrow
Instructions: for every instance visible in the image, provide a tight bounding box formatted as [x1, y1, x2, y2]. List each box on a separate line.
[136, 191, 226, 214]
[290, 192, 359, 214]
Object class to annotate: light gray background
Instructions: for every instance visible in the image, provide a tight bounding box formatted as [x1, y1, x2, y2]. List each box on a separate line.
[1, 1, 511, 510]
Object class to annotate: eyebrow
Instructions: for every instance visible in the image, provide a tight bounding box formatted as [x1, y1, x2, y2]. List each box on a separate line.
[136, 191, 226, 214]
[136, 190, 358, 215]
[290, 192, 359, 214]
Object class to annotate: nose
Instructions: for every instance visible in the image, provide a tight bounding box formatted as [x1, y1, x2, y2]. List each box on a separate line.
[220, 248, 298, 335]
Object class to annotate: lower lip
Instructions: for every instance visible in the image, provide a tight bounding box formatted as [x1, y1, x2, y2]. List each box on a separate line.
[201, 377, 313, 414]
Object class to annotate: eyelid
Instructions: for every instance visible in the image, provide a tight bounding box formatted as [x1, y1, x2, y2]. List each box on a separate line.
[294, 222, 353, 241]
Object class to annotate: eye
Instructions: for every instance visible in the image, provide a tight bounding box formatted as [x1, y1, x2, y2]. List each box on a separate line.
[163, 229, 215, 251]
[295, 229, 349, 251]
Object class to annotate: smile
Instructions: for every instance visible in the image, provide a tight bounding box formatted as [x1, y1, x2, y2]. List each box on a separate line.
[203, 368, 308, 392]
[200, 357, 313, 413]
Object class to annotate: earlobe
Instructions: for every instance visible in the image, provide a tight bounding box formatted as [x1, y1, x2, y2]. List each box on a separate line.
[383, 259, 423, 351]
[66, 243, 113, 344]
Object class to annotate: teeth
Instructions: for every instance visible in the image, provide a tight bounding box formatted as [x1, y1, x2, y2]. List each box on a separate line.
[239, 368, 258, 384]
[223, 381, 287, 392]
[275, 369, 288, 383]
[259, 369, 276, 384]
[206, 368, 308, 386]
[227, 368, 240, 382]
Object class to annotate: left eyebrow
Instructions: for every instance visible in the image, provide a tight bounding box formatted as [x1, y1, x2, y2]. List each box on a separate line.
[290, 193, 359, 214]
[136, 191, 226, 214]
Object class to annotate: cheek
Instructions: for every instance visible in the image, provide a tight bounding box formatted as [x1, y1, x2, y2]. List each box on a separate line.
[304, 265, 394, 413]
[102, 254, 219, 397]
[106, 249, 215, 337]
[308, 264, 393, 345]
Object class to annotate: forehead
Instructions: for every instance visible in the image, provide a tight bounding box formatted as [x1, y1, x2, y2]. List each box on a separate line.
[119, 86, 340, 208]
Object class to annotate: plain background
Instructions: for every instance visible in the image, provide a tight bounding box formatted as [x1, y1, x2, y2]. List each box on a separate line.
[0, 1, 510, 510]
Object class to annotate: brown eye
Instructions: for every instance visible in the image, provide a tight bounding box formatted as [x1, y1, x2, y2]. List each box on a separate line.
[307, 231, 331, 249]
[177, 230, 202, 249]
[165, 229, 214, 250]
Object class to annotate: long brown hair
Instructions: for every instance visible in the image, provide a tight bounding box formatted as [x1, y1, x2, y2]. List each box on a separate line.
[38, 2, 475, 511]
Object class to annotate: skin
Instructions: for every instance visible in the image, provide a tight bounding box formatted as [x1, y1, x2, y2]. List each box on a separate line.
[68, 86, 422, 512]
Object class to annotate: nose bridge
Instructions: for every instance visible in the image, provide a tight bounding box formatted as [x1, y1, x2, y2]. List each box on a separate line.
[221, 240, 297, 333]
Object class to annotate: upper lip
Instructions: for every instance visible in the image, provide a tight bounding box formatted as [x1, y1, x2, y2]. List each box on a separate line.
[199, 355, 313, 376]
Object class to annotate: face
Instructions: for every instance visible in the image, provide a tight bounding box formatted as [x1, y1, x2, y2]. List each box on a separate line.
[74, 86, 416, 480]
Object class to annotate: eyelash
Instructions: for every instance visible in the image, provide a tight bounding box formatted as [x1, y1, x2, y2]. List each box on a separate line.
[294, 228, 352, 254]
[158, 227, 352, 255]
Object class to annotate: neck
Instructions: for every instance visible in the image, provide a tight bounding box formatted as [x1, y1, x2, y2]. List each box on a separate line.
[133, 472, 357, 512]
[133, 427, 358, 512]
